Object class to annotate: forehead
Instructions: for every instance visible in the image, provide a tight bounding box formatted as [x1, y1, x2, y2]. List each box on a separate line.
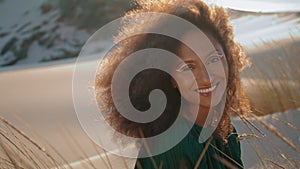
[178, 30, 223, 60]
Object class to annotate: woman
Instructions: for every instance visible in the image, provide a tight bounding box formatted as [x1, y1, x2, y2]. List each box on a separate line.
[95, 0, 251, 168]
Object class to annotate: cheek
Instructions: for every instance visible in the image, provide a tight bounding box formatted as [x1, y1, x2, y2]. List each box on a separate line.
[208, 63, 227, 79]
[211, 58, 229, 81]
[222, 59, 229, 81]
[176, 73, 195, 90]
[172, 73, 195, 97]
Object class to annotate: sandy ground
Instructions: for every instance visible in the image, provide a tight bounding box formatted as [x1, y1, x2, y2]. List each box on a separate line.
[0, 60, 299, 168]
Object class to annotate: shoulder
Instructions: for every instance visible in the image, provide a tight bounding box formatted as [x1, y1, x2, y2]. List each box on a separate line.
[223, 124, 244, 168]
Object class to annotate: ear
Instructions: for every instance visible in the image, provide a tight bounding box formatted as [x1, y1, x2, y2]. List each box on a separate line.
[171, 79, 178, 89]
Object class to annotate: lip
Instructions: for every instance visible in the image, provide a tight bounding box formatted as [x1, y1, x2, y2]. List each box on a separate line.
[198, 85, 212, 90]
[195, 82, 219, 96]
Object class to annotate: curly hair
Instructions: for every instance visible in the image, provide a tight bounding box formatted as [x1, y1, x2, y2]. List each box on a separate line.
[95, 0, 251, 141]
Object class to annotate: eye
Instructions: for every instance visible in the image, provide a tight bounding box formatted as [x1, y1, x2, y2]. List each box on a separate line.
[176, 63, 195, 72]
[206, 53, 224, 65]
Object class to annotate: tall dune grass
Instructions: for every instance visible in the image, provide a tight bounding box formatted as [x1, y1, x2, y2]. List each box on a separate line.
[0, 116, 120, 169]
[241, 37, 300, 115]
[0, 16, 299, 169]
[1, 109, 299, 169]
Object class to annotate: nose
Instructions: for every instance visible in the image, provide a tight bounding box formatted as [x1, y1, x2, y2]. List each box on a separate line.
[195, 64, 213, 87]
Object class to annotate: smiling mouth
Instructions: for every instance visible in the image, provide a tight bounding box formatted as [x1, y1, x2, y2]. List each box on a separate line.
[195, 83, 219, 94]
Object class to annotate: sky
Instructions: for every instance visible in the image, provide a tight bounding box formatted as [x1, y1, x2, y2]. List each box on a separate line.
[205, 0, 300, 13]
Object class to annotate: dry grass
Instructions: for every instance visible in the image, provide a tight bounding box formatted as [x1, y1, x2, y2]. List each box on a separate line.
[0, 116, 64, 169]
[0, 23, 299, 169]
[0, 116, 120, 169]
[241, 37, 300, 116]
[1, 110, 299, 169]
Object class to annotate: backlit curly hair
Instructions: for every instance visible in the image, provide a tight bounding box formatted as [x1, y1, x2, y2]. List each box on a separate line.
[95, 0, 251, 142]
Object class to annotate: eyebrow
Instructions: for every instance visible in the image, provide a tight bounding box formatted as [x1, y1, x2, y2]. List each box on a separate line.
[181, 59, 194, 63]
[176, 59, 194, 68]
[205, 50, 219, 58]
[177, 50, 219, 67]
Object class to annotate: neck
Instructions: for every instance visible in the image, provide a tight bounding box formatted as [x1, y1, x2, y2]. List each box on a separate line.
[195, 105, 211, 127]
[183, 102, 213, 127]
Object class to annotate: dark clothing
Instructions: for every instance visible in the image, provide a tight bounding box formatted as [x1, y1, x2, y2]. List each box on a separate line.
[135, 124, 243, 169]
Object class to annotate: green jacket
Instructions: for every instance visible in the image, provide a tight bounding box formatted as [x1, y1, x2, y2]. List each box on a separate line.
[135, 124, 243, 169]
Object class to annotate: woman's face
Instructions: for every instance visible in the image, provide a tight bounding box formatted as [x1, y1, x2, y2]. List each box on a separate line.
[172, 30, 228, 108]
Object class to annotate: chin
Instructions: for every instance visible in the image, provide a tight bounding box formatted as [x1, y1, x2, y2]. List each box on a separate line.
[199, 95, 223, 108]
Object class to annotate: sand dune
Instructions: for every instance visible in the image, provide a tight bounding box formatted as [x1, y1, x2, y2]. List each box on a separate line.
[0, 59, 299, 168]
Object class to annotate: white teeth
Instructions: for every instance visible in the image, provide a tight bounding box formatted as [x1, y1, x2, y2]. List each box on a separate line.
[196, 84, 217, 93]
